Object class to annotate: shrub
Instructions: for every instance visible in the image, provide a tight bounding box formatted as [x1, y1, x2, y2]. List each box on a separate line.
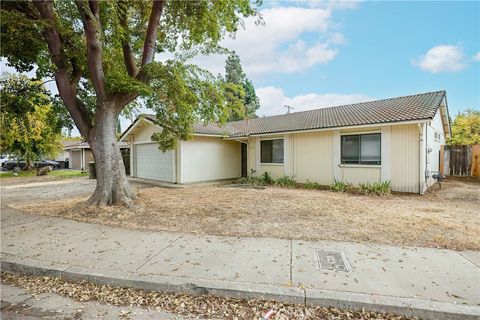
[304, 179, 322, 190]
[330, 179, 353, 192]
[275, 175, 298, 188]
[236, 169, 256, 184]
[236, 176, 250, 184]
[259, 171, 275, 185]
[236, 171, 275, 186]
[359, 180, 391, 196]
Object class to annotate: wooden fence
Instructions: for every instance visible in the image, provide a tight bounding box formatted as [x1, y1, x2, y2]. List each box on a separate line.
[442, 144, 480, 177]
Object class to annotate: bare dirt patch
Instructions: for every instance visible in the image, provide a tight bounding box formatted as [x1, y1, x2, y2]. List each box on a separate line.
[9, 178, 479, 251]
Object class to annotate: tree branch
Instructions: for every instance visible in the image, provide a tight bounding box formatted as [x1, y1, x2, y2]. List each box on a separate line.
[75, 0, 107, 101]
[141, 0, 164, 66]
[118, 2, 138, 77]
[114, 0, 165, 111]
[33, 0, 93, 138]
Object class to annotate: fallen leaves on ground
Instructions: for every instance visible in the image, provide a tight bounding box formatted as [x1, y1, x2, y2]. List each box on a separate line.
[11, 179, 480, 251]
[1, 272, 414, 320]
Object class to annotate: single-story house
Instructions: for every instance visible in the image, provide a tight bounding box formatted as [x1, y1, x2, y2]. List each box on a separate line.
[64, 141, 130, 171]
[54, 140, 81, 168]
[120, 90, 451, 194]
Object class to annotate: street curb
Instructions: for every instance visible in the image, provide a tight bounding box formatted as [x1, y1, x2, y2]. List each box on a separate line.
[2, 258, 479, 320]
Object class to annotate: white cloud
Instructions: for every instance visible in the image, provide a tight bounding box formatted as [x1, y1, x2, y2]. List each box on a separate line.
[327, 32, 346, 45]
[271, 40, 338, 73]
[474, 52, 480, 61]
[1, 59, 59, 93]
[299, 0, 360, 10]
[414, 45, 466, 73]
[189, 5, 350, 77]
[256, 86, 374, 116]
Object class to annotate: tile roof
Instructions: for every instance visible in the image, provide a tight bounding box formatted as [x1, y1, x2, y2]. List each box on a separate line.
[64, 141, 130, 149]
[61, 140, 82, 148]
[143, 90, 446, 138]
[141, 115, 233, 136]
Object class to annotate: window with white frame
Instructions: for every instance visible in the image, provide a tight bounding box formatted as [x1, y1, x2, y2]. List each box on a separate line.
[434, 132, 441, 142]
[261, 139, 284, 164]
[341, 133, 381, 165]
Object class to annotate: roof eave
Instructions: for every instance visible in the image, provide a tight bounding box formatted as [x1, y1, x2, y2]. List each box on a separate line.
[119, 116, 160, 142]
[225, 118, 432, 138]
[192, 133, 226, 138]
[441, 94, 452, 138]
[119, 116, 229, 141]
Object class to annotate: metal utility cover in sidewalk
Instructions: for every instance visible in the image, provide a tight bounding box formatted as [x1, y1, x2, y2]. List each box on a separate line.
[315, 249, 351, 272]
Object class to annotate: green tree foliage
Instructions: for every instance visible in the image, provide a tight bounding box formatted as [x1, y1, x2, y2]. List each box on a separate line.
[0, 74, 64, 164]
[224, 52, 260, 121]
[448, 109, 480, 145]
[0, 1, 259, 142]
[0, 0, 259, 205]
[243, 78, 260, 117]
[145, 62, 245, 150]
[225, 52, 244, 84]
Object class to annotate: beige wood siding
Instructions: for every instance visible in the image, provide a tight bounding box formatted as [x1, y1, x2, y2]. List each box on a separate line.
[180, 136, 241, 183]
[134, 121, 160, 142]
[391, 124, 420, 193]
[336, 128, 382, 186]
[258, 164, 284, 178]
[247, 138, 256, 174]
[84, 150, 94, 168]
[424, 110, 446, 189]
[341, 166, 381, 185]
[293, 131, 333, 185]
[251, 136, 285, 179]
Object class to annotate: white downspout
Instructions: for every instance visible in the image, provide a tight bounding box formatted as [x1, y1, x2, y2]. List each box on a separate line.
[418, 124, 424, 194]
[425, 123, 429, 191]
[82, 149, 85, 171]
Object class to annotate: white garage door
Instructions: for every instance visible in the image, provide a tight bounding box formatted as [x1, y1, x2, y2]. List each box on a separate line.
[135, 143, 176, 182]
[70, 150, 82, 170]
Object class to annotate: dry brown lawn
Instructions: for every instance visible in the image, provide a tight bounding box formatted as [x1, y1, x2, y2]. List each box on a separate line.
[11, 178, 480, 251]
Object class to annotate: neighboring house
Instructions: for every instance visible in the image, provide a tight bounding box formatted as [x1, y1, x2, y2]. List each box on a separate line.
[55, 140, 80, 167]
[65, 141, 130, 171]
[120, 91, 451, 194]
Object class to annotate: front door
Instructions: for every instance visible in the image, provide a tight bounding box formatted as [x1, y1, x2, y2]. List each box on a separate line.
[241, 143, 247, 177]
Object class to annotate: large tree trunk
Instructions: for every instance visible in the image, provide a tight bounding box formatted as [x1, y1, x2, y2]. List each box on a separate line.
[87, 104, 135, 206]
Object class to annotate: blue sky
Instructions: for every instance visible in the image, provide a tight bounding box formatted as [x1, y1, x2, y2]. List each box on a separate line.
[1, 1, 478, 133]
[206, 0, 479, 118]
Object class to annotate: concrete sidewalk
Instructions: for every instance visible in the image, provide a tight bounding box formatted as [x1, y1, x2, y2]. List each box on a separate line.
[1, 208, 479, 320]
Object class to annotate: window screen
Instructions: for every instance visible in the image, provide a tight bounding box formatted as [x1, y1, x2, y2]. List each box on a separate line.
[360, 134, 381, 164]
[261, 139, 284, 163]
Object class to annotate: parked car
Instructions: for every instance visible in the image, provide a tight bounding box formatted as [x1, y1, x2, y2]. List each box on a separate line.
[2, 160, 60, 172]
[0, 155, 12, 170]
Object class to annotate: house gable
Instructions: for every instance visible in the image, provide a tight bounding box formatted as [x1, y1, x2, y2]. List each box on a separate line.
[120, 117, 160, 143]
[437, 97, 451, 139]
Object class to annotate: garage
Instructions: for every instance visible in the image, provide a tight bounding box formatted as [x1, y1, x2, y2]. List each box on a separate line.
[135, 143, 176, 182]
[70, 150, 82, 170]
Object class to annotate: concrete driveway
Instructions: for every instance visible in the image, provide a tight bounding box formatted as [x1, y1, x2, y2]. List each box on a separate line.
[1, 178, 95, 204]
[0, 176, 163, 205]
